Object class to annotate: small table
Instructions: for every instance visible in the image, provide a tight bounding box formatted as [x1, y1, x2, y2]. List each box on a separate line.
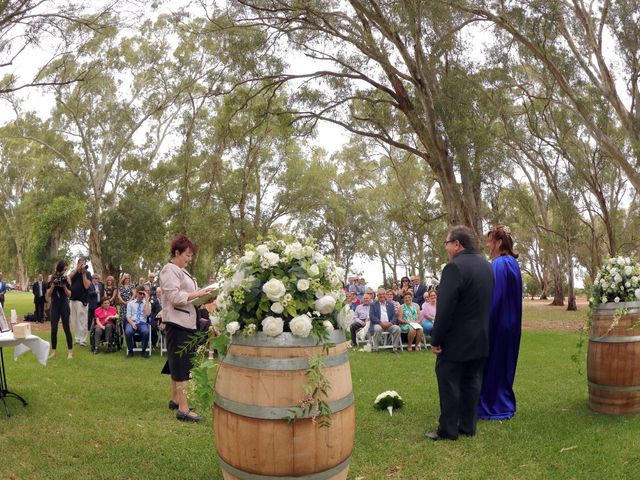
[0, 331, 50, 417]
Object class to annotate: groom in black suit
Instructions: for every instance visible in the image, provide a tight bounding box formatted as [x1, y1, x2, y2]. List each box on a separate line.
[32, 273, 47, 323]
[426, 225, 494, 441]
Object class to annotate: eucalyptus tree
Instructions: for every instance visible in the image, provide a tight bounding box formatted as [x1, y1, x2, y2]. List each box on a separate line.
[223, 0, 504, 233]
[14, 16, 186, 275]
[449, 0, 640, 192]
[0, 0, 116, 94]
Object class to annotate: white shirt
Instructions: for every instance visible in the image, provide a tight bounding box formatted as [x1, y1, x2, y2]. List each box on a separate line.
[379, 301, 388, 323]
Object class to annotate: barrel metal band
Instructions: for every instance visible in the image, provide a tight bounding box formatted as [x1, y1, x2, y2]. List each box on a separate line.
[215, 392, 354, 419]
[223, 351, 348, 371]
[217, 455, 351, 480]
[230, 330, 346, 348]
[589, 335, 640, 343]
[588, 381, 640, 393]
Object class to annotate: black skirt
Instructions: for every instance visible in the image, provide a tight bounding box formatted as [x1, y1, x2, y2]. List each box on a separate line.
[164, 322, 197, 382]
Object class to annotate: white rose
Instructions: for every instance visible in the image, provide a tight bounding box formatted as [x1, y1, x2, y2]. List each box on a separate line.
[626, 282, 631, 288]
[601, 297, 608, 304]
[261, 316, 284, 337]
[335, 267, 346, 280]
[307, 264, 320, 277]
[636, 289, 640, 300]
[315, 290, 325, 299]
[289, 314, 313, 337]
[297, 279, 310, 291]
[618, 257, 626, 266]
[256, 244, 269, 255]
[315, 295, 337, 314]
[323, 320, 334, 333]
[262, 278, 286, 301]
[614, 297, 620, 303]
[263, 251, 280, 266]
[632, 276, 639, 284]
[270, 302, 284, 314]
[226, 321, 240, 335]
[614, 274, 623, 283]
[231, 270, 245, 286]
[241, 251, 255, 263]
[302, 246, 314, 257]
[625, 266, 633, 276]
[284, 242, 304, 259]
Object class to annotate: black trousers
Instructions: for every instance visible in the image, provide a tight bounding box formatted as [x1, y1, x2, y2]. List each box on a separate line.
[34, 298, 45, 323]
[50, 300, 72, 350]
[435, 356, 486, 439]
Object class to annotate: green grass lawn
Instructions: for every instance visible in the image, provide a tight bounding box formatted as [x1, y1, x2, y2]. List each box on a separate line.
[2, 293, 636, 479]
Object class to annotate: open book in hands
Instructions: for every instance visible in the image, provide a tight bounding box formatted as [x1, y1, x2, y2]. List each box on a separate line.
[190, 284, 218, 308]
[409, 322, 423, 330]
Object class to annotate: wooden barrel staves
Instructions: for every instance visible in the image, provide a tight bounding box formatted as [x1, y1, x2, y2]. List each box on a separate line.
[588, 301, 640, 415]
[214, 329, 355, 480]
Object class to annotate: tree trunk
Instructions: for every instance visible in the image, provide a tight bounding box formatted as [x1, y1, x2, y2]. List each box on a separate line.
[549, 255, 565, 306]
[566, 248, 577, 311]
[88, 223, 104, 278]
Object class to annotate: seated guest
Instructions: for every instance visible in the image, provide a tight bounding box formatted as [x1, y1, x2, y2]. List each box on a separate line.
[350, 292, 372, 347]
[348, 291, 361, 311]
[419, 289, 437, 336]
[398, 276, 412, 302]
[125, 286, 151, 357]
[397, 291, 424, 351]
[93, 297, 117, 353]
[369, 288, 401, 353]
[412, 275, 427, 307]
[148, 286, 162, 349]
[87, 273, 105, 334]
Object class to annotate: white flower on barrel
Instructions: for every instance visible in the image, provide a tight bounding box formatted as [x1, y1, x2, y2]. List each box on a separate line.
[226, 321, 241, 335]
[307, 264, 320, 277]
[590, 256, 640, 308]
[323, 320, 334, 333]
[255, 244, 269, 255]
[290, 314, 313, 337]
[297, 279, 310, 291]
[262, 316, 284, 337]
[263, 278, 286, 301]
[263, 251, 280, 266]
[337, 306, 355, 330]
[271, 302, 284, 314]
[315, 295, 337, 315]
[284, 241, 304, 259]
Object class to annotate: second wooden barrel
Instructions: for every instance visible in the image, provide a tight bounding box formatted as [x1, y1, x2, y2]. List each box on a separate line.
[588, 301, 640, 415]
[214, 329, 355, 480]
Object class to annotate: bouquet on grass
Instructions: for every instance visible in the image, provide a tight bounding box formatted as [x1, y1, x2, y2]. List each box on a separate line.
[374, 390, 404, 416]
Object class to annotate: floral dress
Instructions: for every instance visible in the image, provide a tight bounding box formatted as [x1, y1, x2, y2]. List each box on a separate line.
[400, 303, 419, 333]
[118, 284, 135, 324]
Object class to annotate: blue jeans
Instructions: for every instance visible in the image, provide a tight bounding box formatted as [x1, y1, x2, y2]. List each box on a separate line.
[125, 322, 149, 353]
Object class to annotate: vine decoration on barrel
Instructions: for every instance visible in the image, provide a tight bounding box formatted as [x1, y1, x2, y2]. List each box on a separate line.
[189, 236, 355, 424]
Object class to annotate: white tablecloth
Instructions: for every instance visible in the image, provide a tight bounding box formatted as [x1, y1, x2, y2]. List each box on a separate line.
[0, 332, 50, 366]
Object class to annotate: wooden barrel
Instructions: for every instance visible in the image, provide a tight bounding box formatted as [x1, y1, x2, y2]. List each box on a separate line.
[588, 301, 640, 415]
[214, 329, 355, 480]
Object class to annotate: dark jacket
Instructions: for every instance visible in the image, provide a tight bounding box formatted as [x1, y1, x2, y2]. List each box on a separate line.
[87, 282, 105, 311]
[430, 249, 494, 362]
[413, 284, 428, 307]
[368, 300, 397, 335]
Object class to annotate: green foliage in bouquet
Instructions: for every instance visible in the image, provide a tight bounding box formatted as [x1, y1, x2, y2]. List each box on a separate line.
[374, 390, 404, 410]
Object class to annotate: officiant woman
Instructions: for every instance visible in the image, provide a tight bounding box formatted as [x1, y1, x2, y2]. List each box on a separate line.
[159, 235, 212, 423]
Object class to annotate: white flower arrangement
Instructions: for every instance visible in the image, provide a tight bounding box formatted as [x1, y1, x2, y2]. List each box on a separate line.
[374, 390, 404, 416]
[589, 256, 640, 307]
[217, 237, 348, 341]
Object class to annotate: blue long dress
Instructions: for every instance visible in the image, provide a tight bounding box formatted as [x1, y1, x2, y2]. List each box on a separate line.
[477, 255, 522, 420]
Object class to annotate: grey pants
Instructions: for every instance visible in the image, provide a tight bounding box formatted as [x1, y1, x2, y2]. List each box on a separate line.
[372, 324, 402, 350]
[93, 324, 114, 351]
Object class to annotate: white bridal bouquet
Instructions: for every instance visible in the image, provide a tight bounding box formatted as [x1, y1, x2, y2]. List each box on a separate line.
[216, 237, 354, 343]
[589, 256, 640, 307]
[374, 390, 404, 416]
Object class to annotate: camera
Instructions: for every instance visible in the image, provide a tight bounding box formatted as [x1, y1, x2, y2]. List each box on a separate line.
[52, 273, 65, 286]
[82, 264, 89, 270]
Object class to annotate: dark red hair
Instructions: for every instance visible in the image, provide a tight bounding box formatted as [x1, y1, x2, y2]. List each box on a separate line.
[487, 225, 518, 258]
[170, 235, 197, 258]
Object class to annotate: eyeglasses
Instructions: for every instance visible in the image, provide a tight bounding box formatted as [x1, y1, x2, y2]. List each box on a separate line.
[444, 240, 455, 245]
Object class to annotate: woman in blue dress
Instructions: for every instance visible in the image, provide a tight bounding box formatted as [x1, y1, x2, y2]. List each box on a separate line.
[478, 225, 522, 420]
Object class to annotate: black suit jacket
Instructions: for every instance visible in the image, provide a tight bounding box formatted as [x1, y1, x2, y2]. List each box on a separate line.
[87, 282, 105, 311]
[413, 284, 427, 307]
[32, 281, 46, 302]
[430, 249, 494, 362]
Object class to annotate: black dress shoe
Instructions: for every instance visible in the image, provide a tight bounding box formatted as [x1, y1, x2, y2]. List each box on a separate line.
[176, 410, 202, 422]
